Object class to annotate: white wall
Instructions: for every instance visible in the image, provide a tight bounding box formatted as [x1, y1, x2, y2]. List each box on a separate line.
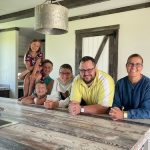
[45, 31, 75, 79]
[46, 8, 150, 80]
[0, 30, 18, 98]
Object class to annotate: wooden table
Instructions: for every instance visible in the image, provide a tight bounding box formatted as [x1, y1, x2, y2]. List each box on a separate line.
[0, 97, 149, 150]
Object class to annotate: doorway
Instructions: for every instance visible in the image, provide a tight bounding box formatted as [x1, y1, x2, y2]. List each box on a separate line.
[75, 25, 119, 82]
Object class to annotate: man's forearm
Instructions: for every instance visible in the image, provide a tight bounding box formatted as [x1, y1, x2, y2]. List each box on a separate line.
[82, 104, 109, 114]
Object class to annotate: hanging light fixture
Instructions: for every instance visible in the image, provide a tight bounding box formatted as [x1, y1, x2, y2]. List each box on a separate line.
[35, 0, 68, 35]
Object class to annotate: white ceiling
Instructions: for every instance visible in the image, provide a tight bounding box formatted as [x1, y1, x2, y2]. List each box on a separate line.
[0, 0, 149, 30]
[0, 0, 149, 16]
[0, 0, 45, 16]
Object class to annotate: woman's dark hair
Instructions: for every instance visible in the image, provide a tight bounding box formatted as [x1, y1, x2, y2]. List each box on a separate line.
[59, 64, 72, 73]
[42, 59, 53, 66]
[79, 56, 96, 66]
[26, 39, 41, 56]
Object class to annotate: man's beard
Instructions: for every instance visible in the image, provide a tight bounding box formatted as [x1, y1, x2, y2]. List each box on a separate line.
[83, 76, 95, 84]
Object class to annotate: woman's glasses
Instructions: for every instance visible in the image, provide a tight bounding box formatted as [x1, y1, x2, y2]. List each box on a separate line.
[127, 62, 143, 68]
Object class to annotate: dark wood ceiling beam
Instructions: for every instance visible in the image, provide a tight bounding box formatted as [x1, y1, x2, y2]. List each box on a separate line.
[0, 8, 33, 23]
[60, 0, 109, 8]
[69, 2, 150, 21]
[0, 27, 19, 32]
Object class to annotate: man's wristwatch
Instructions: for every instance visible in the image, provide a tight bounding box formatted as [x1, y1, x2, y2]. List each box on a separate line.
[80, 107, 85, 113]
[123, 111, 128, 119]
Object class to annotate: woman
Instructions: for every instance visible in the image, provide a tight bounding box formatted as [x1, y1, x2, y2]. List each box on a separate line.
[109, 54, 150, 120]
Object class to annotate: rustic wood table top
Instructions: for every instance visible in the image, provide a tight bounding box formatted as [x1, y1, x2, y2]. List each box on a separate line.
[0, 97, 149, 150]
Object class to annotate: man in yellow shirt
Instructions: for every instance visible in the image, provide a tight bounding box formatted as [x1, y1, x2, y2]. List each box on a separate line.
[68, 56, 115, 115]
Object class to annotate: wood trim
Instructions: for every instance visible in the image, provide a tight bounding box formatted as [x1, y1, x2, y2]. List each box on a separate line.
[76, 25, 119, 36]
[0, 27, 20, 32]
[109, 31, 118, 82]
[0, 2, 150, 23]
[75, 34, 82, 75]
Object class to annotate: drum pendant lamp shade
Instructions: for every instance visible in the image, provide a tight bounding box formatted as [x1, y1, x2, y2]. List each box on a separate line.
[35, 2, 68, 35]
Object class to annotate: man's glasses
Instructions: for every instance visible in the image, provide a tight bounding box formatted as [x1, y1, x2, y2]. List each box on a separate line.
[127, 62, 143, 68]
[79, 68, 95, 74]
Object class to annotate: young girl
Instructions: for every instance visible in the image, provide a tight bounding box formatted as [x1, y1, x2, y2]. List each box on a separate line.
[20, 39, 44, 99]
[44, 64, 73, 109]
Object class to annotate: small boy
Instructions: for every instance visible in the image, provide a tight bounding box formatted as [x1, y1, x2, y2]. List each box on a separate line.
[21, 81, 47, 105]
